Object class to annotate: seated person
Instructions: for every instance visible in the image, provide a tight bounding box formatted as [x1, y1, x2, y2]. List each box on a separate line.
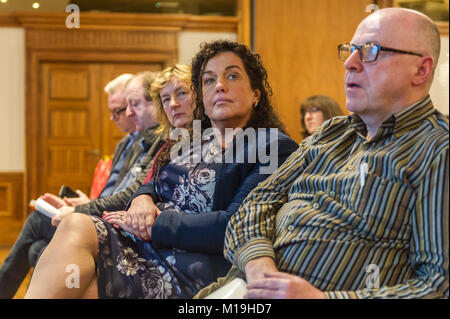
[47, 73, 139, 206]
[52, 71, 164, 221]
[299, 95, 344, 138]
[24, 41, 299, 299]
[196, 8, 448, 299]
[0, 72, 162, 299]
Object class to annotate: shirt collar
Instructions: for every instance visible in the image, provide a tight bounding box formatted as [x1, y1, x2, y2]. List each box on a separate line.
[127, 131, 138, 144]
[348, 95, 434, 140]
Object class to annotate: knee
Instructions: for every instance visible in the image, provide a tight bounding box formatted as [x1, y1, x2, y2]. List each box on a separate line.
[56, 213, 98, 253]
[58, 213, 91, 232]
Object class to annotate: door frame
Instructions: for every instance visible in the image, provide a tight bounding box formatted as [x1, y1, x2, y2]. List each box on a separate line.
[26, 35, 177, 217]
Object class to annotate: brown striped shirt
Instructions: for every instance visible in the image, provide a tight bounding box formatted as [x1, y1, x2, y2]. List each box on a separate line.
[224, 95, 449, 298]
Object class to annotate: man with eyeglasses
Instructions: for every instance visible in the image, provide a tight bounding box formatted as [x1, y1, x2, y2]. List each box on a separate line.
[197, 8, 448, 299]
[0, 73, 165, 298]
[50, 72, 163, 227]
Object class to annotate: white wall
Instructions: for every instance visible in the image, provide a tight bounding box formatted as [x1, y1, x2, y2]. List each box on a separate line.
[430, 36, 449, 115]
[0, 28, 25, 171]
[177, 31, 237, 65]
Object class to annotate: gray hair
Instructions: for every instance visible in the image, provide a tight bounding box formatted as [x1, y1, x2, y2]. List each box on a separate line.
[104, 73, 134, 95]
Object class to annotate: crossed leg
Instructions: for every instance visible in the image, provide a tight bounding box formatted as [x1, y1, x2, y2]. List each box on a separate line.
[25, 213, 99, 299]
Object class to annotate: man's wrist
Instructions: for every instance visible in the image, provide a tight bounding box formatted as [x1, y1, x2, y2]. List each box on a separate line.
[233, 238, 275, 272]
[245, 256, 277, 284]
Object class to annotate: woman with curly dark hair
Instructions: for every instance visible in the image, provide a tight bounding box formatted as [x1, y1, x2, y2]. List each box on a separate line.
[191, 40, 286, 135]
[25, 42, 298, 299]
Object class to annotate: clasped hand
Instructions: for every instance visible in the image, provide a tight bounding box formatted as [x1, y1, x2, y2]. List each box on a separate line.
[244, 257, 325, 299]
[103, 194, 161, 241]
[245, 272, 325, 299]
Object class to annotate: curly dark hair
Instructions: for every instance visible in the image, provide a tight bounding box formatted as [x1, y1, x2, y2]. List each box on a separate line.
[152, 42, 289, 180]
[191, 40, 286, 133]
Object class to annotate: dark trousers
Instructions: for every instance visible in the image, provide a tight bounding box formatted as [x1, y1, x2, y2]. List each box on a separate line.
[0, 211, 55, 298]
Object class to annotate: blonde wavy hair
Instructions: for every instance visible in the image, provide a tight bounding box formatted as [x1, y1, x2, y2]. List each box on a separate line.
[150, 64, 193, 139]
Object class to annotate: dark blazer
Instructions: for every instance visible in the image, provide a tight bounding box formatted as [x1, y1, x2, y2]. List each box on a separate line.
[116, 125, 159, 185]
[110, 133, 134, 169]
[128, 129, 298, 255]
[76, 125, 164, 216]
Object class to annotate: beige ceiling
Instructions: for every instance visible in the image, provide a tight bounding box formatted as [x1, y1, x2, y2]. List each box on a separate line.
[0, 0, 237, 16]
[0, 0, 70, 12]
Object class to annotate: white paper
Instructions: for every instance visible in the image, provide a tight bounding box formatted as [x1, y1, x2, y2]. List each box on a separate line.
[30, 198, 60, 218]
[360, 162, 369, 187]
[204, 278, 247, 299]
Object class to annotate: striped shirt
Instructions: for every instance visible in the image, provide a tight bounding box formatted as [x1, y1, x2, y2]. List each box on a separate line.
[224, 95, 449, 298]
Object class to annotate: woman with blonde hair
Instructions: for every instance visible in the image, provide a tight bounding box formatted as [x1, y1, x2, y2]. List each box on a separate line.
[151, 64, 194, 140]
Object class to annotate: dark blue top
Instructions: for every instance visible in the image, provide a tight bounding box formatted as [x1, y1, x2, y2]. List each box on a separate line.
[128, 128, 298, 255]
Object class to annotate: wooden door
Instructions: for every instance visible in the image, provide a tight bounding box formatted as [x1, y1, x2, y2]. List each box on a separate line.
[38, 62, 162, 197]
[40, 63, 102, 196]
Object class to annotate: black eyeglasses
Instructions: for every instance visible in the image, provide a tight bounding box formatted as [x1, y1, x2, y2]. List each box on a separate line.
[110, 106, 127, 119]
[338, 42, 423, 63]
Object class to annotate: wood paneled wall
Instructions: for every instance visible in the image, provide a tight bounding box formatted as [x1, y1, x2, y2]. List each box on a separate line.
[254, 0, 373, 142]
[0, 172, 26, 246]
[0, 172, 24, 221]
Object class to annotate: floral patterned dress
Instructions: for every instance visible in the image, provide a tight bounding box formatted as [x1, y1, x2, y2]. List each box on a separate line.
[89, 138, 225, 299]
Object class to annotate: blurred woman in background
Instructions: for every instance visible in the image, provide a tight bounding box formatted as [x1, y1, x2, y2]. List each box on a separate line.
[300, 95, 344, 137]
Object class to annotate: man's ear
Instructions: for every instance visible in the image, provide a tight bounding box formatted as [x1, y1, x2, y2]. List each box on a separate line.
[412, 56, 434, 86]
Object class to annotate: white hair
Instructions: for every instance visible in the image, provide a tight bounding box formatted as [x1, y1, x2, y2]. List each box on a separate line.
[104, 73, 134, 95]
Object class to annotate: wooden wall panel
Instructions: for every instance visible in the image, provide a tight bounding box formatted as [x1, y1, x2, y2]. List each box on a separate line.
[0, 183, 12, 216]
[49, 69, 90, 100]
[254, 0, 374, 142]
[49, 110, 89, 138]
[0, 173, 25, 246]
[0, 173, 24, 220]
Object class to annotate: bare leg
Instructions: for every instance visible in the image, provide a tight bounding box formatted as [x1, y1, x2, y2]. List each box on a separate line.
[81, 274, 98, 299]
[25, 213, 99, 299]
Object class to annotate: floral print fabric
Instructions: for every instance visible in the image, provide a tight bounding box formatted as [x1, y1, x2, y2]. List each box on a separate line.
[90, 139, 223, 299]
[156, 165, 216, 214]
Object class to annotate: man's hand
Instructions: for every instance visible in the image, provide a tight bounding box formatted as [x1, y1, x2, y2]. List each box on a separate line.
[51, 206, 75, 227]
[63, 190, 91, 207]
[245, 272, 326, 299]
[40, 193, 66, 209]
[110, 194, 161, 241]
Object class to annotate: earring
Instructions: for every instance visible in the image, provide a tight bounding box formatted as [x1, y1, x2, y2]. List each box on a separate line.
[254, 101, 259, 108]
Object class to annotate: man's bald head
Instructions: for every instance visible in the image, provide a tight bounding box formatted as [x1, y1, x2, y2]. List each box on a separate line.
[344, 7, 441, 128]
[361, 8, 440, 81]
[415, 12, 441, 68]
